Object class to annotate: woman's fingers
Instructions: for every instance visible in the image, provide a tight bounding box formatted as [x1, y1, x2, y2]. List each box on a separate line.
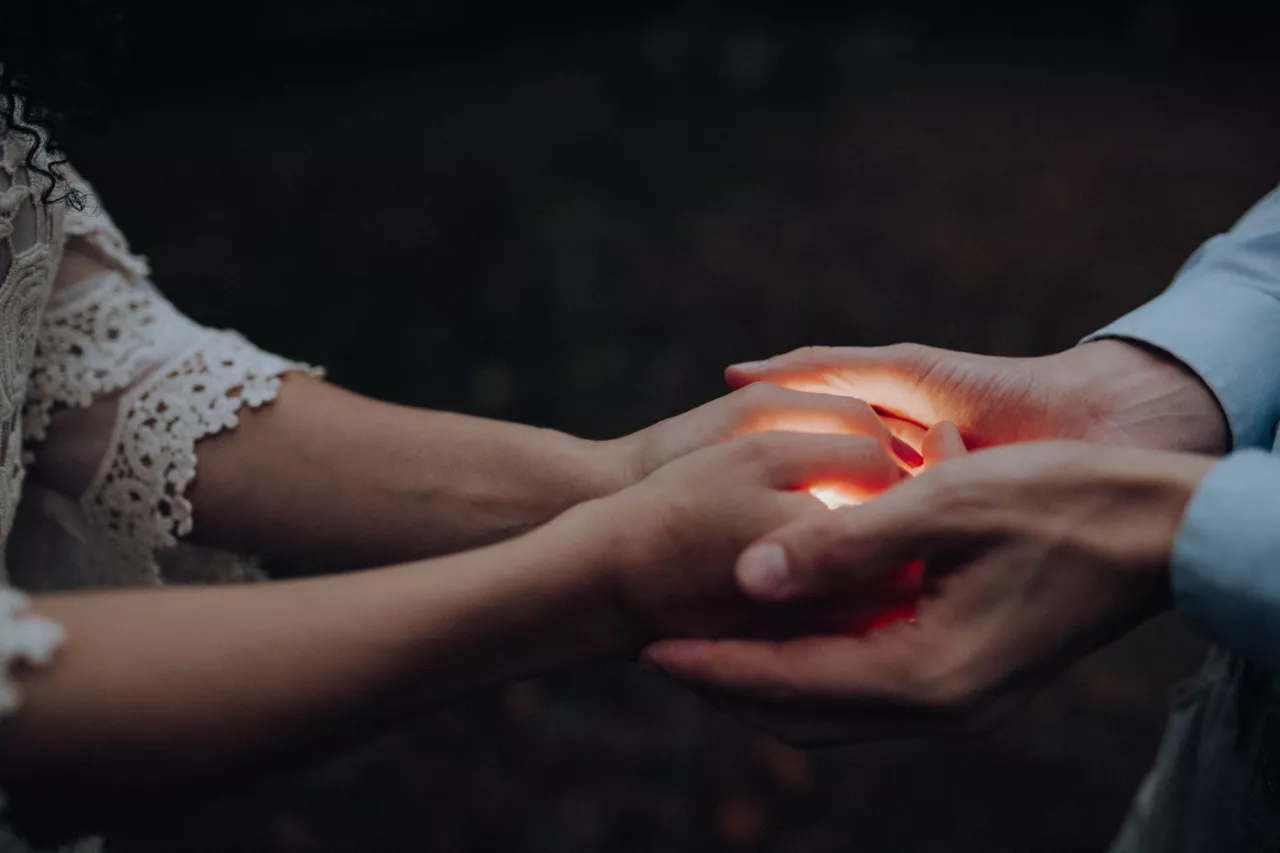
[921, 421, 968, 468]
[880, 413, 927, 448]
[725, 344, 948, 427]
[735, 432, 908, 499]
[728, 383, 897, 456]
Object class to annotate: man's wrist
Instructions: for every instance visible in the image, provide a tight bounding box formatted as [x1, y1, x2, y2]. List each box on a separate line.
[1054, 340, 1230, 454]
[1087, 446, 1216, 597]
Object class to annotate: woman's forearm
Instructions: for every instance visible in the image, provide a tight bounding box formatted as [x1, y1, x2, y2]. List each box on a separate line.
[0, 507, 627, 829]
[186, 375, 628, 569]
[180, 375, 902, 571]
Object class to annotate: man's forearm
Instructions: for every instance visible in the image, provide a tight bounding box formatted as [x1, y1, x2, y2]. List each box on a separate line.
[186, 375, 627, 569]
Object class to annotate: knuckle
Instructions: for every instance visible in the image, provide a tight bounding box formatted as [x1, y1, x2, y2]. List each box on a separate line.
[734, 431, 781, 465]
[734, 381, 789, 415]
[884, 341, 923, 358]
[790, 345, 833, 364]
[883, 341, 933, 367]
[739, 381, 775, 406]
[809, 523, 854, 566]
[830, 395, 880, 423]
[843, 437, 903, 484]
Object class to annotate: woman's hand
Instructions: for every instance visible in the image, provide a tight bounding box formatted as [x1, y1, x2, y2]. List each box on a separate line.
[569, 431, 910, 647]
[604, 382, 920, 487]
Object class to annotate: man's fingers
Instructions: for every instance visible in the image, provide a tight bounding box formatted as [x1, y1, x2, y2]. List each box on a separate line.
[688, 685, 924, 745]
[648, 633, 1021, 746]
[725, 345, 946, 427]
[736, 479, 936, 601]
[742, 565, 922, 638]
[642, 637, 854, 703]
[642, 626, 928, 706]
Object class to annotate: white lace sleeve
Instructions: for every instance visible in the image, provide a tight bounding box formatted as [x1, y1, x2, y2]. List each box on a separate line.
[20, 178, 321, 584]
[0, 588, 62, 718]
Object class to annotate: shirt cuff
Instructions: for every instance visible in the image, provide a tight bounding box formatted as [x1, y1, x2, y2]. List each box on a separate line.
[1172, 450, 1280, 670]
[1083, 282, 1280, 450]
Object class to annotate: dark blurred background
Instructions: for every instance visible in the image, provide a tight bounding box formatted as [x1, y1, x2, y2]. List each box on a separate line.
[62, 2, 1280, 850]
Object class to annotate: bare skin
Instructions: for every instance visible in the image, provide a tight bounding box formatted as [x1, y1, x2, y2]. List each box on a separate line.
[1, 432, 906, 837]
[646, 339, 1227, 746]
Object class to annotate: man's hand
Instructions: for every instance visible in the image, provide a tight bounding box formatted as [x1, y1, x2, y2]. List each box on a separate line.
[642, 441, 1216, 746]
[724, 340, 1229, 455]
[577, 432, 907, 645]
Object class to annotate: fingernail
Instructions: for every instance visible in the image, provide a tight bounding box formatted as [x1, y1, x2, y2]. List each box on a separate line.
[892, 437, 924, 469]
[730, 360, 770, 372]
[737, 543, 793, 599]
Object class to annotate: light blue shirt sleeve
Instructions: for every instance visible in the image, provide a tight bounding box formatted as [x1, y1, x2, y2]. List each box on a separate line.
[1082, 185, 1280, 666]
[1173, 451, 1280, 670]
[1083, 184, 1280, 450]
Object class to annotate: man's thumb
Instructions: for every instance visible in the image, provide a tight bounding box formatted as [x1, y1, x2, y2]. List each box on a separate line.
[736, 494, 931, 602]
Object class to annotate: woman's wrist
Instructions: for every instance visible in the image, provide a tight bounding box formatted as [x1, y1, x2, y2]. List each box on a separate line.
[577, 433, 643, 499]
[511, 496, 646, 657]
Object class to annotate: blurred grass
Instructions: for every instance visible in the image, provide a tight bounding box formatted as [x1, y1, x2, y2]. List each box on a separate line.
[67, 24, 1280, 853]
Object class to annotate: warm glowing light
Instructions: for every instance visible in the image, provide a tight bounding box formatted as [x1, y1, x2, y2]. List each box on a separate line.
[808, 485, 863, 509]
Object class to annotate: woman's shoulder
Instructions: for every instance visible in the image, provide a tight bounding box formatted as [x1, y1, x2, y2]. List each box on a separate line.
[0, 130, 60, 290]
[0, 134, 150, 285]
[0, 127, 64, 258]
[0, 125, 58, 204]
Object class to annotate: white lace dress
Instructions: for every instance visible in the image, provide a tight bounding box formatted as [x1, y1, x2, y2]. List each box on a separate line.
[0, 131, 316, 851]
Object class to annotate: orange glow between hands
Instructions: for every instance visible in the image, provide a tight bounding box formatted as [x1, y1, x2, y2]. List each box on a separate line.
[808, 485, 864, 509]
[842, 600, 918, 635]
[839, 560, 925, 635]
[806, 437, 924, 510]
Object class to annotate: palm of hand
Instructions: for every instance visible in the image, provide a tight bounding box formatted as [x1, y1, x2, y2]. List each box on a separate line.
[725, 340, 1227, 454]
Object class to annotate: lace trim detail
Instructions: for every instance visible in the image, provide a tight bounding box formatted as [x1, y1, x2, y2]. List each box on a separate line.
[85, 333, 320, 580]
[0, 132, 59, 541]
[0, 587, 64, 717]
[23, 273, 197, 452]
